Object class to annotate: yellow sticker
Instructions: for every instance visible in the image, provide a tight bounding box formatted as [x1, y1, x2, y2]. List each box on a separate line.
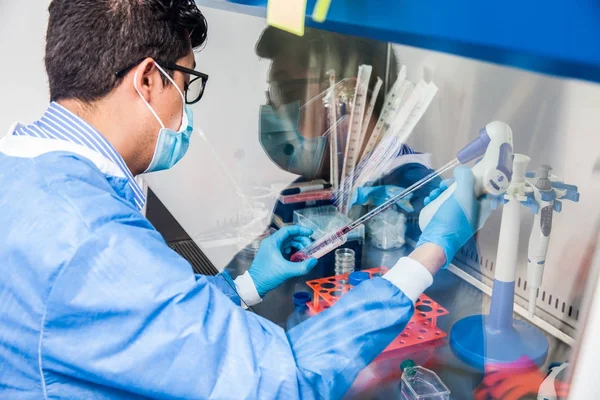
[312, 0, 332, 23]
[267, 0, 307, 36]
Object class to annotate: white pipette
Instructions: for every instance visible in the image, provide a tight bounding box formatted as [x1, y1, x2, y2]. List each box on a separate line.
[360, 66, 408, 160]
[352, 81, 438, 192]
[339, 65, 372, 213]
[334, 80, 417, 212]
[357, 77, 383, 156]
[327, 70, 339, 189]
[334, 70, 413, 213]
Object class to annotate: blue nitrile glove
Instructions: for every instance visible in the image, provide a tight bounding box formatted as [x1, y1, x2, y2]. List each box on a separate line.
[380, 163, 443, 212]
[351, 185, 414, 212]
[417, 166, 494, 268]
[248, 225, 318, 297]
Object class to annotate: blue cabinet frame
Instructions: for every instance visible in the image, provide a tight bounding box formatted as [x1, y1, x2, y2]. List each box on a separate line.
[199, 0, 600, 84]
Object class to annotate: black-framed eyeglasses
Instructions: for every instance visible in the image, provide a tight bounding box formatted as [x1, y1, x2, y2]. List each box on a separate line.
[116, 59, 209, 105]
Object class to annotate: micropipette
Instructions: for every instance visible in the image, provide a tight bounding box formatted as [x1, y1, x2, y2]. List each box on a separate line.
[291, 123, 503, 262]
[526, 166, 554, 318]
[525, 166, 579, 318]
[419, 121, 514, 231]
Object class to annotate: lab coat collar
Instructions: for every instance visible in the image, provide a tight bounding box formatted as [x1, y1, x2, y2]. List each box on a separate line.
[1, 123, 140, 208]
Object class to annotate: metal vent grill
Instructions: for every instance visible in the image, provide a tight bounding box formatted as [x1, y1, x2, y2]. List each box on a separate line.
[145, 189, 220, 277]
[168, 240, 220, 276]
[454, 245, 580, 326]
[406, 218, 579, 338]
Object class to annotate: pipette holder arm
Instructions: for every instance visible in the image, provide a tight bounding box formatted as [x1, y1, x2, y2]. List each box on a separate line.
[550, 181, 580, 203]
[523, 172, 580, 217]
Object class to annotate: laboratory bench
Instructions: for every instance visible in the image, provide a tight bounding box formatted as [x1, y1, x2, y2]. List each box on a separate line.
[225, 241, 570, 400]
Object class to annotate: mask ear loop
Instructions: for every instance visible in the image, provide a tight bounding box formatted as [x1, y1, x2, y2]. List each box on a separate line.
[154, 62, 185, 102]
[154, 62, 188, 131]
[133, 61, 186, 129]
[134, 69, 166, 130]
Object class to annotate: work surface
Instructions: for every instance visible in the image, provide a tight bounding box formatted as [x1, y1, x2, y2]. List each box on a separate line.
[226, 242, 569, 399]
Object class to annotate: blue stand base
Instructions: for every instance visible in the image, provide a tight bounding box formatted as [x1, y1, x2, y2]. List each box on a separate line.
[450, 315, 549, 370]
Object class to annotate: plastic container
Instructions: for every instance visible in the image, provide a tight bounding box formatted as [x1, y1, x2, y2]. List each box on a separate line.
[366, 207, 407, 250]
[286, 292, 312, 331]
[399, 360, 450, 400]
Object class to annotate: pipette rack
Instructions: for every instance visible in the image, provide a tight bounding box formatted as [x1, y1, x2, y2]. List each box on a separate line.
[306, 267, 449, 353]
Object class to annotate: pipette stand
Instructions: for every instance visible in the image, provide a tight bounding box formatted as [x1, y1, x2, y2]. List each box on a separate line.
[450, 154, 549, 370]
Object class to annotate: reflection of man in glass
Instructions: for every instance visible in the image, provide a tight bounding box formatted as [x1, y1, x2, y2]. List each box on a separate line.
[216, 26, 496, 399]
[251, 28, 483, 397]
[229, 27, 445, 325]
[255, 27, 439, 206]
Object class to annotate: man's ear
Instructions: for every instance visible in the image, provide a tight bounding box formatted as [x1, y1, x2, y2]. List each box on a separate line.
[132, 58, 159, 102]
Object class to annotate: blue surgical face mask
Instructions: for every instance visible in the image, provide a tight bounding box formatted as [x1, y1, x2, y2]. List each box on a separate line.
[134, 63, 194, 173]
[259, 102, 327, 179]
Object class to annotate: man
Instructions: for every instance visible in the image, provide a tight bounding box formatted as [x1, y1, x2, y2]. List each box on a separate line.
[0, 1, 492, 399]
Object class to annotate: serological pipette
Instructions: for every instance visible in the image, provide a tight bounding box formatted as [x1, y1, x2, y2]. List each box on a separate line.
[360, 67, 407, 160]
[291, 159, 458, 262]
[291, 123, 503, 262]
[327, 70, 340, 189]
[338, 65, 372, 212]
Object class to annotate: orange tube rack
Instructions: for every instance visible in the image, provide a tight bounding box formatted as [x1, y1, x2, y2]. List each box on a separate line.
[305, 267, 449, 353]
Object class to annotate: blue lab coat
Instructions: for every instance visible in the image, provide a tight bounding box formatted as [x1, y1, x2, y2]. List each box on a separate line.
[0, 131, 418, 399]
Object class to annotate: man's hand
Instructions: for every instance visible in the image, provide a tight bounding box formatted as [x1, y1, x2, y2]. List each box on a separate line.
[351, 185, 414, 212]
[248, 225, 318, 297]
[417, 166, 494, 268]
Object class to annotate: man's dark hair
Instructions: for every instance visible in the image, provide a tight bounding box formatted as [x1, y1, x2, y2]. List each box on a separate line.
[45, 0, 208, 102]
[256, 26, 398, 117]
